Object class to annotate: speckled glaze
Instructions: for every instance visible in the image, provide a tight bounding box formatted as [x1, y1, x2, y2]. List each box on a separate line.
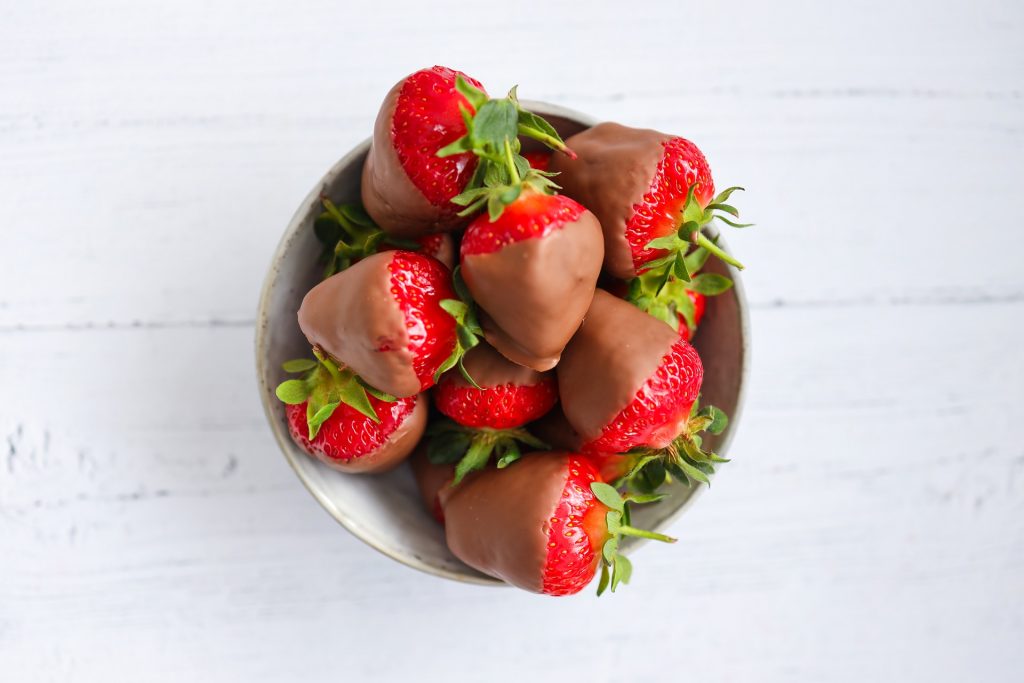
[254, 102, 750, 585]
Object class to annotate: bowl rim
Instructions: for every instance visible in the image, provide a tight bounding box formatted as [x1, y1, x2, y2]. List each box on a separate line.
[254, 100, 751, 584]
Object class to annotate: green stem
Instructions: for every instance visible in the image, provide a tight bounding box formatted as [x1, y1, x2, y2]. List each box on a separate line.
[312, 345, 344, 384]
[503, 138, 521, 184]
[618, 525, 677, 543]
[517, 124, 571, 155]
[321, 198, 364, 242]
[694, 232, 744, 270]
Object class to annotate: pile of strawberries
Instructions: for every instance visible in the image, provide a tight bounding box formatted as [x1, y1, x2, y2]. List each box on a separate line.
[276, 66, 751, 596]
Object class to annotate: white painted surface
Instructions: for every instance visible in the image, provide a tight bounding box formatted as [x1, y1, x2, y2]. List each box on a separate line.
[1, 0, 1021, 681]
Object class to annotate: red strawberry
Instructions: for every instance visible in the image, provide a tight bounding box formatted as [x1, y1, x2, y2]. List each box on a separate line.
[459, 190, 604, 371]
[522, 150, 551, 171]
[298, 250, 476, 398]
[434, 344, 557, 429]
[315, 197, 455, 278]
[558, 290, 730, 487]
[428, 343, 557, 483]
[361, 66, 486, 236]
[276, 353, 426, 473]
[443, 452, 674, 595]
[549, 122, 750, 280]
[557, 290, 702, 452]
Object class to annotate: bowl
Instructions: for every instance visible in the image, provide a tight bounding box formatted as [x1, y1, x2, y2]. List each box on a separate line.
[255, 102, 750, 585]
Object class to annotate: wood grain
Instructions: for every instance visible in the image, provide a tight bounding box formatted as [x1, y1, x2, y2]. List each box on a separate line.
[1, 0, 1022, 681]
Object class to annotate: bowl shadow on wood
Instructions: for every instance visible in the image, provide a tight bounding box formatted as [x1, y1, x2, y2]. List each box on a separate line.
[255, 102, 749, 586]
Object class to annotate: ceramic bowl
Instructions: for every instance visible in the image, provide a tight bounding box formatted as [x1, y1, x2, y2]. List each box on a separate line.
[255, 102, 750, 585]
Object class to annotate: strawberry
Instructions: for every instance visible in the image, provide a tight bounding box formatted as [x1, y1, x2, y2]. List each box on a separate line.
[297, 250, 479, 398]
[428, 343, 557, 483]
[558, 290, 730, 486]
[522, 150, 551, 171]
[314, 197, 454, 278]
[361, 66, 486, 236]
[434, 344, 558, 429]
[443, 452, 674, 595]
[275, 353, 426, 473]
[459, 190, 604, 371]
[548, 122, 751, 281]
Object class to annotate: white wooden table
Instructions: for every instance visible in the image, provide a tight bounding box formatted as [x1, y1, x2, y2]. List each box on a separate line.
[2, 1, 1022, 680]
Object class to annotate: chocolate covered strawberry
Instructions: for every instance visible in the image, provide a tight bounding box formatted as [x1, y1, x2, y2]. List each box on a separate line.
[315, 197, 454, 278]
[361, 66, 486, 236]
[361, 67, 574, 237]
[297, 250, 478, 398]
[443, 452, 674, 595]
[558, 290, 701, 452]
[459, 190, 604, 371]
[558, 290, 729, 486]
[275, 352, 426, 473]
[428, 343, 557, 483]
[549, 122, 751, 280]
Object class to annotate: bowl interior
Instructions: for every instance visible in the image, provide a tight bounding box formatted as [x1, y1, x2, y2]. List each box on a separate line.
[255, 103, 748, 584]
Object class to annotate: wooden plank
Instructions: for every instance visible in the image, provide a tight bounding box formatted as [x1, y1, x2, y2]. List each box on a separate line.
[0, 301, 1021, 680]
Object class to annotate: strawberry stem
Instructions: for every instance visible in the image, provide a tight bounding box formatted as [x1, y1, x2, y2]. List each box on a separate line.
[693, 231, 744, 270]
[618, 525, 677, 543]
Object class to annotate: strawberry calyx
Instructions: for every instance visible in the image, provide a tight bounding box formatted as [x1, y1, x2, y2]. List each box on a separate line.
[274, 346, 398, 440]
[626, 245, 732, 335]
[426, 418, 549, 486]
[435, 266, 485, 387]
[314, 197, 420, 279]
[437, 77, 573, 221]
[640, 185, 753, 276]
[614, 400, 730, 493]
[589, 482, 677, 595]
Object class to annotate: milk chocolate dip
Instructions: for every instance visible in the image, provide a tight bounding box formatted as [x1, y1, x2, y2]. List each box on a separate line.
[448, 343, 550, 390]
[316, 393, 427, 474]
[297, 251, 421, 398]
[443, 452, 570, 592]
[548, 123, 672, 279]
[409, 445, 454, 522]
[361, 78, 469, 238]
[462, 209, 604, 371]
[529, 407, 584, 452]
[557, 290, 680, 441]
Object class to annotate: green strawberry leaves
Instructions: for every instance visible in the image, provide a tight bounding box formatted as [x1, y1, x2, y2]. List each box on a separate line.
[590, 483, 676, 596]
[275, 347, 397, 440]
[436, 266, 484, 387]
[626, 184, 752, 330]
[626, 245, 726, 336]
[426, 419, 549, 486]
[614, 400, 731, 493]
[439, 78, 571, 222]
[314, 197, 415, 279]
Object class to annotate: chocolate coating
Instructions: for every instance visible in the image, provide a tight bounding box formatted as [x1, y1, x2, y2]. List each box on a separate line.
[409, 445, 454, 522]
[548, 123, 671, 279]
[361, 78, 464, 237]
[557, 290, 679, 441]
[462, 211, 604, 371]
[317, 394, 427, 474]
[529, 407, 583, 452]
[443, 453, 570, 592]
[297, 251, 421, 398]
[450, 342, 549, 389]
